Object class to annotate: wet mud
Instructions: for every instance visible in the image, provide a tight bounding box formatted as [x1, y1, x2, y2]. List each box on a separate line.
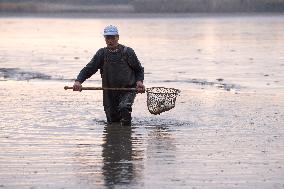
[0, 68, 51, 80]
[0, 67, 240, 92]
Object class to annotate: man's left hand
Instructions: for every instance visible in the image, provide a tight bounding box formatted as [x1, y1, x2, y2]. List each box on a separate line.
[136, 81, 145, 93]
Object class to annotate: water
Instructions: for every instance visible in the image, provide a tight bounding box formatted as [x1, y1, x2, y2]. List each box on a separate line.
[0, 14, 284, 189]
[1, 14, 283, 92]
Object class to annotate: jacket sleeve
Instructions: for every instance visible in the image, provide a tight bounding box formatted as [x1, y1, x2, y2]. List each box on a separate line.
[76, 48, 104, 83]
[127, 48, 144, 82]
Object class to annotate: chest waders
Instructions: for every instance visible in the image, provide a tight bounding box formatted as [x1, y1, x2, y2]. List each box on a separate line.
[102, 46, 136, 125]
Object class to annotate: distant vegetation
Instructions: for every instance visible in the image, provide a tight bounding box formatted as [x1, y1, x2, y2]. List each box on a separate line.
[133, 0, 284, 13]
[0, 0, 283, 13]
[0, 0, 134, 13]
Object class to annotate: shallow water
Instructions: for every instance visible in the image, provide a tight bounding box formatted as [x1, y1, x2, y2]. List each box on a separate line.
[0, 14, 284, 189]
[0, 14, 283, 92]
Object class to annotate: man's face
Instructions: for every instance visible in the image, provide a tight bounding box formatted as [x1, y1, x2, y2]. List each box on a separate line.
[104, 35, 119, 48]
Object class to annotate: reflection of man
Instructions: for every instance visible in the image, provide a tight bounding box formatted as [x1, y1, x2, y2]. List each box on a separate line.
[102, 125, 134, 187]
[73, 25, 145, 126]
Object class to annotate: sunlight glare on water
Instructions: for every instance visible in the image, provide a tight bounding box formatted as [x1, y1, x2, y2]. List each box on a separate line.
[0, 15, 283, 92]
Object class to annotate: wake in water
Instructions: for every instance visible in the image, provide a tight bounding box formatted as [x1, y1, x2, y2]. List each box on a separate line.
[93, 117, 193, 127]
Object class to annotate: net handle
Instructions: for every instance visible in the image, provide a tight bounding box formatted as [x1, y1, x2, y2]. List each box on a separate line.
[64, 86, 145, 93]
[64, 86, 180, 94]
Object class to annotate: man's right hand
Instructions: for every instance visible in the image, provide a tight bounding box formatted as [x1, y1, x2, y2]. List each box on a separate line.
[73, 81, 82, 91]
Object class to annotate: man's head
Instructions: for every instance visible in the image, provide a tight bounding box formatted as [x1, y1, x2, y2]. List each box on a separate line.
[103, 25, 119, 49]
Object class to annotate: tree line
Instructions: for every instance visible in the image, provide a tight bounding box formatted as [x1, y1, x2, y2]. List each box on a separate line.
[0, 0, 284, 13]
[132, 0, 284, 12]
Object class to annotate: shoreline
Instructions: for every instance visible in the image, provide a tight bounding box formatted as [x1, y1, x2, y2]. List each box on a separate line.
[0, 12, 284, 19]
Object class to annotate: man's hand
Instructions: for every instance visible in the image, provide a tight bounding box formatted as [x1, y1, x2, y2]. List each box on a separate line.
[136, 81, 145, 93]
[73, 81, 82, 91]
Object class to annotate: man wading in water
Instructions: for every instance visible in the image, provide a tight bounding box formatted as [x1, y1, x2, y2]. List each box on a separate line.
[73, 25, 145, 126]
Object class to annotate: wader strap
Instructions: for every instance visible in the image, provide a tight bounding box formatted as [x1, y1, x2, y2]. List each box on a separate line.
[100, 47, 108, 76]
[122, 45, 134, 69]
[123, 45, 128, 54]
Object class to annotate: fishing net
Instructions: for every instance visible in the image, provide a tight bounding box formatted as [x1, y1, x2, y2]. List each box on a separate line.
[146, 87, 180, 115]
[64, 85, 180, 115]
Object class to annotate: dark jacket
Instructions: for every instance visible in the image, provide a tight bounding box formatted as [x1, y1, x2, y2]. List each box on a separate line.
[76, 44, 144, 86]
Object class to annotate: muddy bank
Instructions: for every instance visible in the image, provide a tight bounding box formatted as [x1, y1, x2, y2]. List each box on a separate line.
[0, 67, 241, 91]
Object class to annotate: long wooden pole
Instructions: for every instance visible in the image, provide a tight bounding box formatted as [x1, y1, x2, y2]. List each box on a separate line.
[64, 86, 143, 92]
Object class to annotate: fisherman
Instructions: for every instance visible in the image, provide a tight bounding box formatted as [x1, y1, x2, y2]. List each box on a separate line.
[73, 25, 145, 126]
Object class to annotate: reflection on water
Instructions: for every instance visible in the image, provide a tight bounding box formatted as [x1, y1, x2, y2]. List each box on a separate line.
[102, 124, 137, 188]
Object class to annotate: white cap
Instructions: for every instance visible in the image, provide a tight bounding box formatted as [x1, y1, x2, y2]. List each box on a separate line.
[103, 25, 119, 36]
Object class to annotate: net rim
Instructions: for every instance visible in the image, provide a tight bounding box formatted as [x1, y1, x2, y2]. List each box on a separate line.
[146, 87, 180, 95]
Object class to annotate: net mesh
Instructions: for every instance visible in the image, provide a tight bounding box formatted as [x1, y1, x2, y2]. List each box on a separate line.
[146, 87, 180, 115]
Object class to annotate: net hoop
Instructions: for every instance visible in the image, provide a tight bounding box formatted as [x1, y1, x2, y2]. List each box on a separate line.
[146, 87, 180, 115]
